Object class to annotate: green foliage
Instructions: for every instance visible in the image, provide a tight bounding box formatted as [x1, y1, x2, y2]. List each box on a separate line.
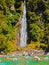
[0, 0, 49, 53]
[6, 0, 15, 7]
[0, 26, 2, 34]
[30, 23, 41, 41]
[27, 0, 49, 49]
[0, 0, 23, 53]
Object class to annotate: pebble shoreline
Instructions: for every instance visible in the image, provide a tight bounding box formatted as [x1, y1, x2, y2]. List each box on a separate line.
[0, 50, 49, 56]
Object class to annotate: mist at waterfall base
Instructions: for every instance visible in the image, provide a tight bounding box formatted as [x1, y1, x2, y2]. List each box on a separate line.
[20, 0, 27, 47]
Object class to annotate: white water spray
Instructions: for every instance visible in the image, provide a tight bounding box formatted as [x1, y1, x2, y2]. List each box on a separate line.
[20, 0, 27, 47]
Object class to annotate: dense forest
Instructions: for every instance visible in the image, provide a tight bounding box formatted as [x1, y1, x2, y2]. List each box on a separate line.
[0, 0, 49, 54]
[27, 0, 49, 51]
[0, 0, 23, 53]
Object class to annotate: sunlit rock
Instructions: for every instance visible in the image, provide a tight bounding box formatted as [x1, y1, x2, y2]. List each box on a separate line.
[10, 5, 15, 11]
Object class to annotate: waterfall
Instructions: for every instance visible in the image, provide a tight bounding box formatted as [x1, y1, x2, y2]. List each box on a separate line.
[20, 0, 27, 47]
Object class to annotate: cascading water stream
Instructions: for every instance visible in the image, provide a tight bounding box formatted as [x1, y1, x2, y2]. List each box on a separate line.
[20, 0, 27, 47]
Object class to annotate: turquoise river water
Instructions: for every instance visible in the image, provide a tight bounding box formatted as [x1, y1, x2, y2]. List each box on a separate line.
[0, 56, 49, 65]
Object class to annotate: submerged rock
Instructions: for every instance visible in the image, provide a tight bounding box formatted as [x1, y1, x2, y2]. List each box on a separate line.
[0, 60, 2, 62]
[47, 53, 49, 55]
[12, 58, 18, 61]
[44, 57, 49, 60]
[34, 56, 40, 61]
